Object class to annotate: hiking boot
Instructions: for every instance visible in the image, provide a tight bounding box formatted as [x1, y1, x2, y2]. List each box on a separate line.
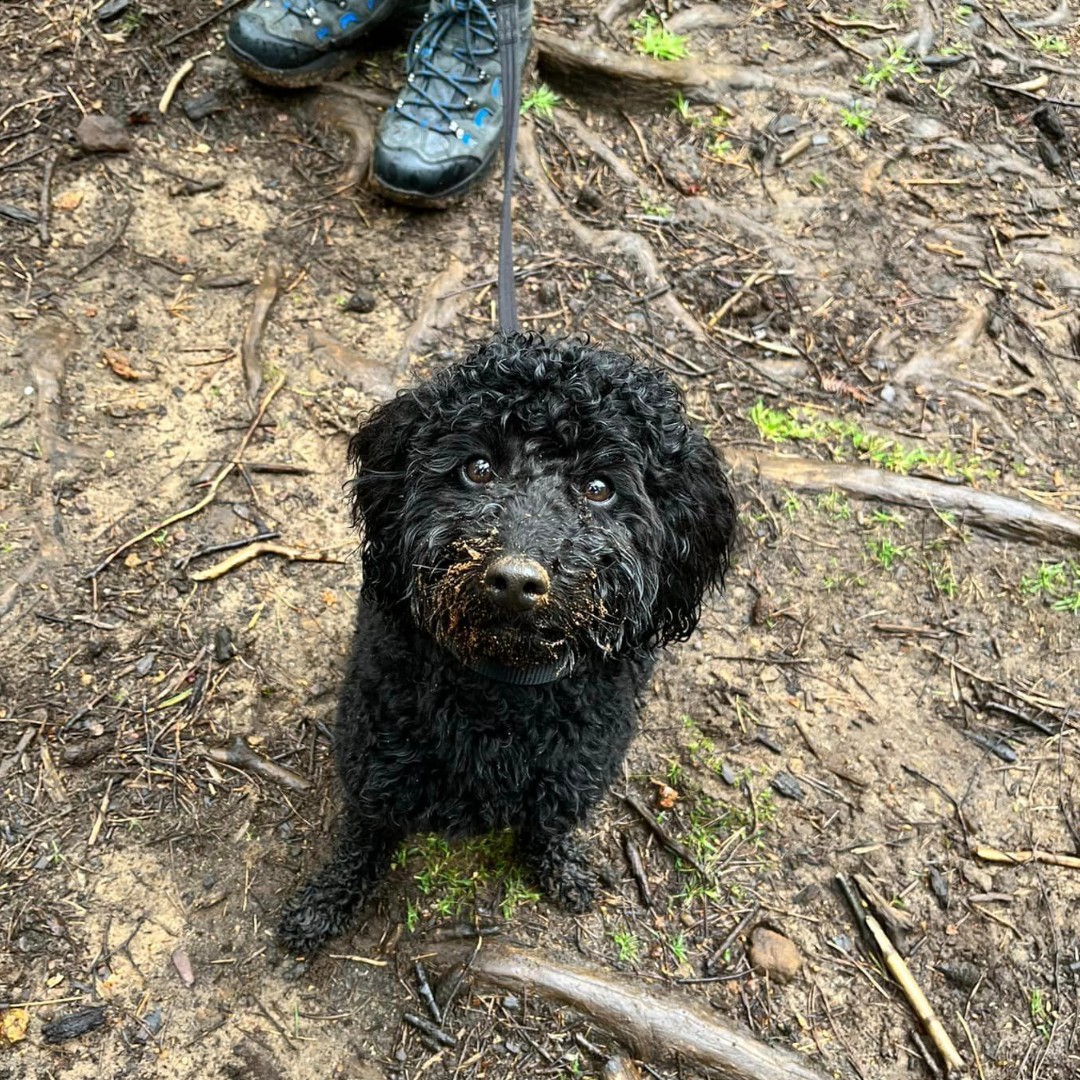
[226, 0, 402, 88]
[371, 0, 532, 206]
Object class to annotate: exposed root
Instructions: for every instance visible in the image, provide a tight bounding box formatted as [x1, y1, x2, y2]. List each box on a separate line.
[728, 449, 1080, 548]
[892, 302, 1041, 451]
[596, 0, 642, 27]
[666, 6, 744, 34]
[535, 30, 861, 106]
[468, 946, 829, 1080]
[240, 261, 282, 407]
[0, 320, 80, 622]
[315, 89, 377, 191]
[554, 110, 639, 188]
[395, 256, 471, 371]
[682, 195, 827, 277]
[519, 122, 706, 341]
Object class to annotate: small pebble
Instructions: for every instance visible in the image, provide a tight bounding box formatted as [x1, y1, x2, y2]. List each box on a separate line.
[75, 114, 133, 154]
[749, 927, 802, 984]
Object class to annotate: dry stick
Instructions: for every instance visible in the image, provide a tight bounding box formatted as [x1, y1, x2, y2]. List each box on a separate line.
[87, 374, 286, 578]
[402, 1012, 455, 1047]
[622, 791, 707, 875]
[838, 876, 964, 1074]
[981, 78, 1080, 108]
[621, 834, 653, 908]
[705, 903, 760, 973]
[159, 52, 211, 115]
[241, 262, 283, 406]
[727, 449, 1080, 548]
[204, 736, 311, 793]
[469, 946, 828, 1080]
[862, 911, 964, 1073]
[188, 541, 344, 581]
[975, 845, 1080, 870]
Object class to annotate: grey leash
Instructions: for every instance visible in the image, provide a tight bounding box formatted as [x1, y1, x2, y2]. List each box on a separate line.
[495, 0, 522, 334]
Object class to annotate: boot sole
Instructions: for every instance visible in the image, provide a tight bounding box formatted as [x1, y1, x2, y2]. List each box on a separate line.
[225, 4, 401, 91]
[227, 40, 367, 88]
[368, 156, 498, 209]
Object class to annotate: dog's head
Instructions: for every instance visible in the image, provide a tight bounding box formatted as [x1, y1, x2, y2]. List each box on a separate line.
[348, 335, 735, 683]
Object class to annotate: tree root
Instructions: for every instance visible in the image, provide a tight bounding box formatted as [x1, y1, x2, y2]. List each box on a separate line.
[727, 449, 1080, 548]
[535, 30, 860, 106]
[554, 109, 639, 188]
[519, 122, 707, 341]
[666, 6, 744, 34]
[395, 256, 471, 372]
[0, 320, 81, 622]
[468, 946, 828, 1080]
[315, 89, 378, 191]
[240, 260, 281, 406]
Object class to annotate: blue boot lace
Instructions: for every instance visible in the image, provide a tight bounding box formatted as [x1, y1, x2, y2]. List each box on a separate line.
[393, 0, 500, 142]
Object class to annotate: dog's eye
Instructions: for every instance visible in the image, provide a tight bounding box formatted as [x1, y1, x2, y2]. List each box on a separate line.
[583, 478, 614, 505]
[464, 457, 496, 485]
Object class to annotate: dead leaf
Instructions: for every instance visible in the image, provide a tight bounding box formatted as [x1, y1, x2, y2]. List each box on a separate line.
[0, 1008, 29, 1046]
[104, 348, 143, 380]
[54, 191, 84, 212]
[652, 782, 679, 810]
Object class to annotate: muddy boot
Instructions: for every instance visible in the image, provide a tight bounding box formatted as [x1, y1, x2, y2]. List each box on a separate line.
[371, 0, 532, 206]
[227, 0, 425, 88]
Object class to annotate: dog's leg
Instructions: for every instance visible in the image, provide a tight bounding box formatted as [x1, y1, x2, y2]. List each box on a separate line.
[516, 825, 599, 914]
[277, 819, 400, 954]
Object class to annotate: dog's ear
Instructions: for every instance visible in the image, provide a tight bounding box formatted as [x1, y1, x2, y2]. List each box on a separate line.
[346, 392, 426, 603]
[649, 432, 736, 646]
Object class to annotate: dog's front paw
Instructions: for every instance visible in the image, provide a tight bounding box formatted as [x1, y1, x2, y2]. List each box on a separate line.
[521, 833, 598, 914]
[277, 880, 361, 956]
[547, 854, 598, 913]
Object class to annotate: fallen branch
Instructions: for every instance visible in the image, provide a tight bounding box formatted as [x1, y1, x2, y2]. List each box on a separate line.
[88, 374, 286, 578]
[975, 845, 1080, 870]
[469, 946, 827, 1080]
[188, 540, 345, 581]
[726, 449, 1080, 548]
[241, 261, 282, 406]
[204, 735, 311, 792]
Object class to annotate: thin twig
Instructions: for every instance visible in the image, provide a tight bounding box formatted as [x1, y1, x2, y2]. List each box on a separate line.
[161, 0, 249, 46]
[975, 845, 1080, 870]
[623, 791, 707, 875]
[38, 153, 56, 245]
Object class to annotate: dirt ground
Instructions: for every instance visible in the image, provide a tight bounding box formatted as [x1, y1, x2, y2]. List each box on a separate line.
[2, 0, 1080, 1077]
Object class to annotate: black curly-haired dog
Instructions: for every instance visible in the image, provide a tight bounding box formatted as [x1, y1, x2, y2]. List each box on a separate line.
[278, 334, 735, 953]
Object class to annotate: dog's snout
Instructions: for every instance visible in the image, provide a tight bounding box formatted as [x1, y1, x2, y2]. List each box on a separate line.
[484, 555, 550, 612]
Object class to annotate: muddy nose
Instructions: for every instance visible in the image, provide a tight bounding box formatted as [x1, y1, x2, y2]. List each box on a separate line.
[484, 555, 550, 612]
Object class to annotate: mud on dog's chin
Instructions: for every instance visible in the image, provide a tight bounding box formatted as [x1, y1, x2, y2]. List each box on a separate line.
[445, 624, 576, 686]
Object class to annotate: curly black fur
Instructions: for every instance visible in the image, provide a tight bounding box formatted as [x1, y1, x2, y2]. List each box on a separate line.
[278, 334, 736, 953]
